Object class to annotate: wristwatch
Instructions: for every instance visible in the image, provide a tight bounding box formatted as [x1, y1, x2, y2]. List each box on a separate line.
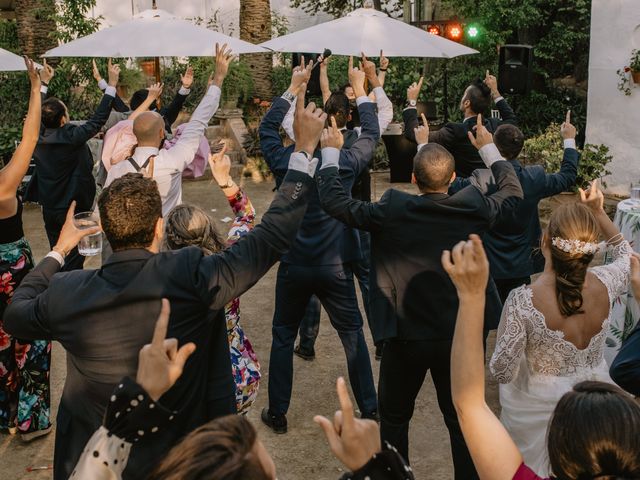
[407, 99, 417, 108]
[297, 150, 312, 160]
[218, 179, 235, 189]
[282, 90, 296, 104]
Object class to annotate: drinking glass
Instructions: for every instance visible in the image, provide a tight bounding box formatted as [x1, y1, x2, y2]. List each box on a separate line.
[74, 211, 102, 256]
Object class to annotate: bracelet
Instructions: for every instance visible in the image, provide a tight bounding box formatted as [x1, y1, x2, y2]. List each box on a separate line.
[218, 180, 235, 189]
[41, 81, 49, 86]
[606, 233, 624, 245]
[379, 68, 388, 72]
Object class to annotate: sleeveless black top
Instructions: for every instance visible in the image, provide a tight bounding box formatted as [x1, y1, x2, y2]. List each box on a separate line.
[0, 198, 25, 244]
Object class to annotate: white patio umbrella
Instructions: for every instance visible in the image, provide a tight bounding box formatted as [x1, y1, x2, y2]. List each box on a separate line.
[0, 48, 41, 71]
[260, 6, 478, 58]
[43, 8, 266, 58]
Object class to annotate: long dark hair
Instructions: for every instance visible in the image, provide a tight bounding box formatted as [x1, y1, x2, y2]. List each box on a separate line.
[548, 381, 640, 479]
[547, 203, 600, 317]
[149, 415, 270, 480]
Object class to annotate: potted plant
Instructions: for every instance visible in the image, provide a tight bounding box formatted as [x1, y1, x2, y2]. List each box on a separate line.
[218, 60, 254, 110]
[631, 49, 640, 83]
[617, 49, 640, 95]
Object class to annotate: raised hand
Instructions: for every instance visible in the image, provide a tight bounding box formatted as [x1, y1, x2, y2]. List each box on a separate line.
[288, 56, 313, 96]
[321, 116, 344, 150]
[560, 110, 577, 140]
[360, 53, 378, 83]
[414, 113, 429, 145]
[294, 85, 327, 155]
[348, 56, 366, 98]
[136, 299, 196, 401]
[147, 82, 164, 101]
[467, 114, 493, 150]
[181, 65, 194, 89]
[319, 53, 330, 70]
[379, 49, 389, 70]
[212, 43, 234, 87]
[484, 70, 500, 99]
[208, 142, 233, 187]
[579, 180, 605, 213]
[92, 59, 102, 82]
[442, 234, 490, 298]
[407, 76, 424, 102]
[52, 201, 101, 258]
[314, 377, 381, 472]
[107, 58, 120, 87]
[24, 56, 40, 90]
[39, 58, 54, 84]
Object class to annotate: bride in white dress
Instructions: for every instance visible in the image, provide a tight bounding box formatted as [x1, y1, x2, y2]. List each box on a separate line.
[489, 181, 632, 478]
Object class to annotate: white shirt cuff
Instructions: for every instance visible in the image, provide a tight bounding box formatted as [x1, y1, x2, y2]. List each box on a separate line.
[478, 143, 505, 167]
[320, 147, 340, 170]
[493, 96, 504, 103]
[40, 85, 48, 94]
[98, 79, 108, 90]
[281, 93, 295, 105]
[178, 86, 191, 96]
[417, 143, 428, 152]
[207, 85, 221, 97]
[104, 86, 117, 97]
[371, 86, 385, 98]
[46, 250, 65, 266]
[289, 151, 319, 178]
[356, 95, 371, 106]
[563, 139, 577, 150]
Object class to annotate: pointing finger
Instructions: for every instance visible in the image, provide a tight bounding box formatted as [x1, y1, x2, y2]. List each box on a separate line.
[336, 377, 354, 430]
[348, 56, 353, 71]
[565, 109, 571, 124]
[151, 299, 170, 348]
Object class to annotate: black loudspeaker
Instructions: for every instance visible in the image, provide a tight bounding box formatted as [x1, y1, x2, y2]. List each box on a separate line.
[292, 53, 321, 97]
[498, 45, 534, 95]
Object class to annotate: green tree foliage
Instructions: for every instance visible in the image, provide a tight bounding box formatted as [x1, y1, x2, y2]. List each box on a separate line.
[290, 0, 402, 18]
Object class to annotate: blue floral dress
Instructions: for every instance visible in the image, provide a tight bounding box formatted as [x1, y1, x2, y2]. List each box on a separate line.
[0, 199, 51, 434]
[224, 189, 261, 414]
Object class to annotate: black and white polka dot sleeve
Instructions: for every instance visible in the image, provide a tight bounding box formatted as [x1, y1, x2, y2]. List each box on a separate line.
[340, 442, 415, 480]
[69, 377, 176, 480]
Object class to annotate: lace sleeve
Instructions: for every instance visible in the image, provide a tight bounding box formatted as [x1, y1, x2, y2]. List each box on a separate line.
[591, 240, 632, 302]
[489, 289, 528, 384]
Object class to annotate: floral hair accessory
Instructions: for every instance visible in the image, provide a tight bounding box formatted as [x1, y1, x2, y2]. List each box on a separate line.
[551, 237, 600, 255]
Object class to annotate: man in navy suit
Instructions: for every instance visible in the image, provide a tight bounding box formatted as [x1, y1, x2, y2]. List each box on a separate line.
[403, 71, 518, 177]
[258, 58, 383, 433]
[449, 112, 579, 301]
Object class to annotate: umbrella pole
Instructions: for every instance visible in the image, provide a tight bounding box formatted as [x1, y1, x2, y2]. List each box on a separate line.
[443, 59, 449, 123]
[154, 56, 162, 108]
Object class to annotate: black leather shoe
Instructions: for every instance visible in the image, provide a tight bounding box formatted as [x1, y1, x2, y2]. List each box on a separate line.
[294, 345, 315, 361]
[261, 408, 288, 434]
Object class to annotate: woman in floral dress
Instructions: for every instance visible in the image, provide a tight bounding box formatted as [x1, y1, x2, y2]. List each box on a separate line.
[162, 144, 260, 414]
[0, 58, 52, 440]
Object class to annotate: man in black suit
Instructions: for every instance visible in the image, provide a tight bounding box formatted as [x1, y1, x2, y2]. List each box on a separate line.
[25, 59, 121, 271]
[4, 87, 326, 480]
[403, 71, 517, 177]
[316, 117, 523, 479]
[450, 113, 580, 302]
[258, 58, 380, 433]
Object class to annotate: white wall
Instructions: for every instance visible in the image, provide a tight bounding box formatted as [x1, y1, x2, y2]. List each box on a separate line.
[587, 0, 640, 195]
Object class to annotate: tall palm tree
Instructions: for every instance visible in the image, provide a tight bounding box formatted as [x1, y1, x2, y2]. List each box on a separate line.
[239, 0, 273, 99]
[15, 0, 56, 58]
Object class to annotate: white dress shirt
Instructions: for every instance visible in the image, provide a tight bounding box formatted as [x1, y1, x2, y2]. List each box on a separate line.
[104, 85, 221, 216]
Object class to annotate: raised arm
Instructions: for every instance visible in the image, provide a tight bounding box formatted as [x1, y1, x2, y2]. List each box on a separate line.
[542, 111, 579, 196]
[159, 65, 193, 127]
[67, 59, 120, 145]
[468, 116, 524, 224]
[317, 118, 387, 231]
[445, 235, 524, 480]
[485, 70, 518, 125]
[0, 57, 41, 211]
[205, 89, 325, 310]
[164, 44, 231, 171]
[93, 59, 129, 112]
[128, 83, 163, 121]
[367, 50, 389, 102]
[279, 57, 313, 143]
[320, 54, 331, 105]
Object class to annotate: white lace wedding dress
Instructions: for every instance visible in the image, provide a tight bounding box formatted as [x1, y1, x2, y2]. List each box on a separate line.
[489, 241, 632, 478]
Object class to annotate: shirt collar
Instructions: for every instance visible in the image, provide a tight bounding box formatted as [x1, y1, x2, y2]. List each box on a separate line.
[134, 146, 160, 157]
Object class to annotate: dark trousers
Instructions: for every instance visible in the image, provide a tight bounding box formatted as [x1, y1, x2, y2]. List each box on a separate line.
[379, 339, 480, 480]
[43, 208, 85, 272]
[298, 230, 372, 352]
[494, 276, 531, 304]
[268, 262, 377, 416]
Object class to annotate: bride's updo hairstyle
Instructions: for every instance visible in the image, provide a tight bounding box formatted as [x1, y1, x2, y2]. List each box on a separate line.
[162, 203, 226, 256]
[547, 381, 640, 479]
[547, 203, 600, 317]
